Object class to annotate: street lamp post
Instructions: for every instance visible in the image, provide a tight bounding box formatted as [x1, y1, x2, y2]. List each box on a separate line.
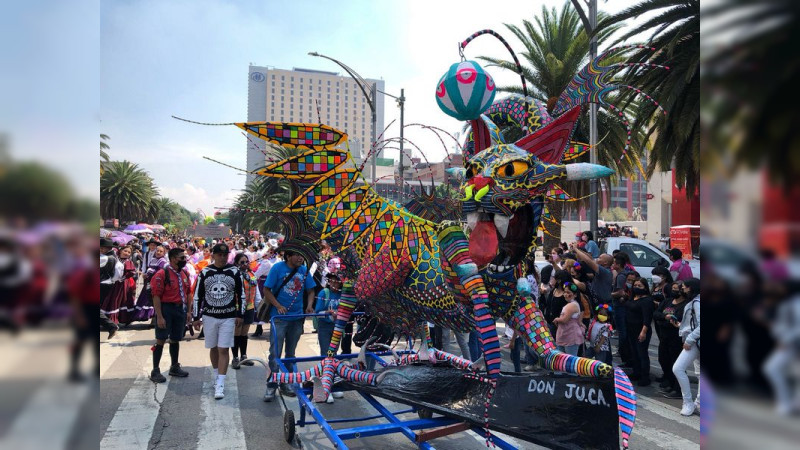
[308, 52, 405, 187]
[572, 0, 599, 236]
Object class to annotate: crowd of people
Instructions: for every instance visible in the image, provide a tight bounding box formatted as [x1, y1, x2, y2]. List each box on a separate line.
[94, 225, 800, 418]
[426, 231, 703, 417]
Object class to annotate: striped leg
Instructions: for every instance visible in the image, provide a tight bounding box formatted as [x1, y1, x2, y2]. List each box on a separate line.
[270, 363, 323, 385]
[511, 297, 612, 378]
[327, 281, 357, 357]
[436, 224, 501, 379]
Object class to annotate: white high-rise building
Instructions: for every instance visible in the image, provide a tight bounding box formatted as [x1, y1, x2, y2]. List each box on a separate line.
[245, 66, 385, 185]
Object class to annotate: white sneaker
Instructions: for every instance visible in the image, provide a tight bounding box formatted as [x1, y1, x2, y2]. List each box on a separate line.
[680, 401, 695, 416]
[214, 383, 225, 400]
[332, 391, 344, 399]
[326, 393, 334, 404]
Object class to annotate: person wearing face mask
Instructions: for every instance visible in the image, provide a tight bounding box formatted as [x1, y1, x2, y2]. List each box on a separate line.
[649, 267, 674, 343]
[543, 270, 571, 338]
[611, 252, 635, 367]
[585, 304, 613, 365]
[653, 281, 689, 398]
[625, 277, 655, 386]
[148, 248, 192, 382]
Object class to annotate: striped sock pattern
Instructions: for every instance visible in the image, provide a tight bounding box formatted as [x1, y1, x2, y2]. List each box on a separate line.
[328, 282, 357, 357]
[436, 224, 501, 379]
[320, 358, 337, 394]
[337, 362, 376, 385]
[270, 363, 322, 384]
[614, 367, 636, 449]
[432, 349, 474, 370]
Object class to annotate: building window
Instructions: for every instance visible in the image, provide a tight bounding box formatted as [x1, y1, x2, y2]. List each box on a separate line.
[291, 83, 294, 89]
[327, 80, 331, 85]
[271, 74, 275, 79]
[281, 75, 284, 80]
[281, 103, 284, 108]
[281, 82, 284, 88]
[271, 102, 274, 107]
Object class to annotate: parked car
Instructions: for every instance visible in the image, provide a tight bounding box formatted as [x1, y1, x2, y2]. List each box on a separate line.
[599, 237, 701, 282]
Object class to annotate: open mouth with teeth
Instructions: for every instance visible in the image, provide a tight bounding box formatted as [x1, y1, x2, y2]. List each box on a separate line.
[466, 204, 534, 274]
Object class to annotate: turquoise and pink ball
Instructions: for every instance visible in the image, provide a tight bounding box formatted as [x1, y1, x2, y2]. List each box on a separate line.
[435, 60, 496, 121]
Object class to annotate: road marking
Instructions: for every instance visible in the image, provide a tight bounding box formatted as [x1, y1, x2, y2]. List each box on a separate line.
[197, 367, 247, 450]
[100, 367, 169, 449]
[0, 379, 90, 448]
[637, 396, 700, 429]
[632, 422, 700, 450]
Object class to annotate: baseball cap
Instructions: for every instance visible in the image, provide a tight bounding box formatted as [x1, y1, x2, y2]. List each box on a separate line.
[212, 243, 230, 254]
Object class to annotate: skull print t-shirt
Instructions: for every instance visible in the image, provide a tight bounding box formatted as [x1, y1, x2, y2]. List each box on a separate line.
[193, 263, 245, 319]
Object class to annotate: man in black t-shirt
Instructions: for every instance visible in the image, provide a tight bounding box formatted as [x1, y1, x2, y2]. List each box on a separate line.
[192, 243, 244, 400]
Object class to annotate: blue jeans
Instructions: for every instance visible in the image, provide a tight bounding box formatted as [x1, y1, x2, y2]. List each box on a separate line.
[316, 320, 335, 356]
[468, 330, 482, 362]
[267, 318, 304, 388]
[557, 344, 580, 356]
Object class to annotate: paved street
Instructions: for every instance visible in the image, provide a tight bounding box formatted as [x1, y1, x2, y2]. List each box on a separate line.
[98, 320, 701, 450]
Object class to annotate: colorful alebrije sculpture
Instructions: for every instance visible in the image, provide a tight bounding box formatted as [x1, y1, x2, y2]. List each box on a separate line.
[184, 31, 667, 448]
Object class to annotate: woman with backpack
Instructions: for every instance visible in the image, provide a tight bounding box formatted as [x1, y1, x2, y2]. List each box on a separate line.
[673, 277, 701, 416]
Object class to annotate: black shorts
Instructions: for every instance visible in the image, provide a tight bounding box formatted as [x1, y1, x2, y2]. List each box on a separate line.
[155, 303, 186, 342]
[242, 309, 255, 325]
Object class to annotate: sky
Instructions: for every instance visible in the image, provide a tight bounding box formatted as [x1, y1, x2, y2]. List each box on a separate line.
[99, 0, 641, 218]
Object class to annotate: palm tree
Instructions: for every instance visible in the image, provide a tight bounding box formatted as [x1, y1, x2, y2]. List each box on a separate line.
[230, 143, 303, 233]
[596, 0, 699, 193]
[100, 134, 111, 175]
[477, 2, 641, 250]
[148, 196, 177, 224]
[101, 160, 159, 222]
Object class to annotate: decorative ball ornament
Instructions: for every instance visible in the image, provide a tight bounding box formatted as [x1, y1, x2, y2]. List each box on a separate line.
[436, 60, 496, 121]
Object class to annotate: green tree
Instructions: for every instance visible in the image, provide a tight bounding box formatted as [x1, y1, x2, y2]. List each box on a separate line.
[477, 2, 639, 250]
[100, 160, 159, 222]
[230, 143, 305, 234]
[601, 206, 630, 222]
[597, 0, 699, 193]
[100, 134, 110, 175]
[0, 161, 76, 222]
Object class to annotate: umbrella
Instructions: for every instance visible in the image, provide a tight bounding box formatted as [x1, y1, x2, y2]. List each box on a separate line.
[150, 224, 166, 231]
[124, 224, 154, 234]
[110, 230, 137, 245]
[100, 228, 113, 238]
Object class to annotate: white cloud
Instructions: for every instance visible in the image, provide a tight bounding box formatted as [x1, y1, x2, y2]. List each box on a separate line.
[158, 182, 240, 217]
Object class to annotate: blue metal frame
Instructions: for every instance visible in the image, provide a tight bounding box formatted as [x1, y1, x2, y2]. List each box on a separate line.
[269, 313, 518, 449]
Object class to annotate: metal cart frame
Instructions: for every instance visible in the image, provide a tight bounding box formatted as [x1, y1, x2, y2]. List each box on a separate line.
[267, 313, 518, 449]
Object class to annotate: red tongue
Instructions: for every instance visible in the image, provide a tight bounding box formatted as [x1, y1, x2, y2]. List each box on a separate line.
[469, 221, 498, 268]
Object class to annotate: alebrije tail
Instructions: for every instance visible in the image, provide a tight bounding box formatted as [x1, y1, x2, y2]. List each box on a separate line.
[614, 367, 637, 449]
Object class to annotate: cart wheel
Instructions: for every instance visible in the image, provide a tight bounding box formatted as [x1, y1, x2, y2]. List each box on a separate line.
[283, 410, 296, 443]
[417, 408, 433, 419]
